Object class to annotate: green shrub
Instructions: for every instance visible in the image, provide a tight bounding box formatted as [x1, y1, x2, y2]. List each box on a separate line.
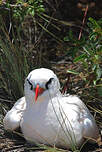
[0, 0, 45, 22]
[65, 18, 102, 95]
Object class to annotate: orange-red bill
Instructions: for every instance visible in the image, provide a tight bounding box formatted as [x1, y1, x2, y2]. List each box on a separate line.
[35, 84, 45, 102]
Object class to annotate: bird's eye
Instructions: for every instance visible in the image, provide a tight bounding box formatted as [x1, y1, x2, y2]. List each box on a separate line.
[45, 78, 54, 89]
[27, 79, 33, 90]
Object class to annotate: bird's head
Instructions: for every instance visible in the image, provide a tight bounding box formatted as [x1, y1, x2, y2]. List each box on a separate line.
[24, 68, 60, 103]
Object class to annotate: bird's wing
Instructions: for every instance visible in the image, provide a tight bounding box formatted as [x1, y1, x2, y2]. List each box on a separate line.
[3, 96, 26, 131]
[62, 95, 99, 141]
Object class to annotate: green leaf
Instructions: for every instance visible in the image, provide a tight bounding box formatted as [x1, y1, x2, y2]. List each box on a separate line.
[74, 53, 87, 62]
[67, 70, 79, 75]
[30, 9, 35, 16]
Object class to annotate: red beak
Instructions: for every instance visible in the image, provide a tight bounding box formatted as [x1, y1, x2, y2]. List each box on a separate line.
[35, 84, 39, 102]
[35, 84, 45, 102]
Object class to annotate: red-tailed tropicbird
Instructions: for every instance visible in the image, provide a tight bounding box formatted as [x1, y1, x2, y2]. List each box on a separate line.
[3, 68, 99, 149]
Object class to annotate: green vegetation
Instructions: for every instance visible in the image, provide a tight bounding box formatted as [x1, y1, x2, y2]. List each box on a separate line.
[0, 1, 102, 151]
[0, 17, 29, 100]
[65, 17, 102, 96]
[0, 0, 44, 22]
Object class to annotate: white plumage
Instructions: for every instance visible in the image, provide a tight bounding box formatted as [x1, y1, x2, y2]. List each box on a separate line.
[3, 68, 99, 149]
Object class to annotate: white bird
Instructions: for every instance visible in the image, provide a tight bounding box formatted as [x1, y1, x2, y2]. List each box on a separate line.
[3, 68, 99, 149]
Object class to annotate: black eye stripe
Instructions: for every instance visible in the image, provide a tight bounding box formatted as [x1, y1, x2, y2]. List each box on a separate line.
[27, 79, 33, 90]
[46, 78, 54, 89]
[27, 78, 54, 90]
